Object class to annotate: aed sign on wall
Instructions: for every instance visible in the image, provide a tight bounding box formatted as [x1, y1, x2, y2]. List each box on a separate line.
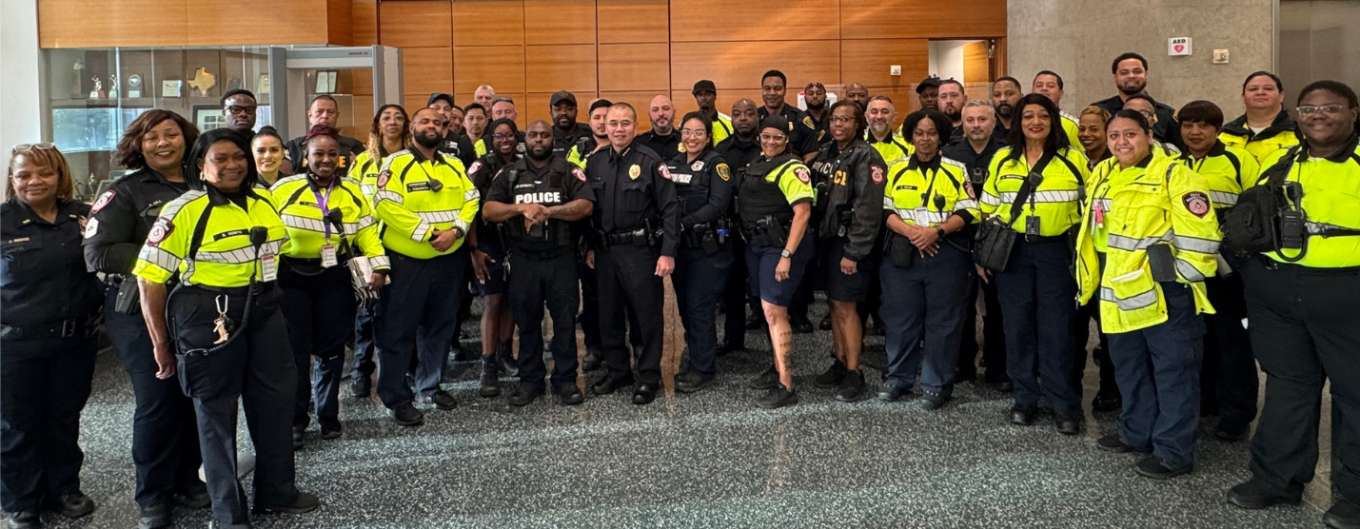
[1168, 37, 1193, 56]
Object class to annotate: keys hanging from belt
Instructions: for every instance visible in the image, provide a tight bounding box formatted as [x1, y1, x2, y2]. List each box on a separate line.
[212, 294, 233, 345]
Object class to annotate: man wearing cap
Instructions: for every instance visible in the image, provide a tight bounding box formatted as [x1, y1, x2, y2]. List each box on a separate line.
[638, 95, 680, 157]
[916, 75, 942, 112]
[758, 69, 820, 162]
[692, 80, 734, 146]
[803, 81, 832, 145]
[429, 92, 478, 166]
[550, 90, 592, 157]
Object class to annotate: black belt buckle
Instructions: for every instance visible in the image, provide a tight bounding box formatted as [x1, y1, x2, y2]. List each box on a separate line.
[59, 319, 77, 338]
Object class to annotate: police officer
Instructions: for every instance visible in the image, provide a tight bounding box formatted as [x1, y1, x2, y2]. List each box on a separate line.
[942, 100, 1008, 390]
[692, 80, 734, 146]
[979, 93, 1090, 435]
[1076, 109, 1220, 479]
[1092, 52, 1182, 149]
[758, 70, 820, 162]
[1228, 81, 1360, 529]
[808, 101, 887, 402]
[1220, 71, 1300, 163]
[668, 112, 736, 393]
[638, 95, 680, 156]
[567, 98, 613, 371]
[567, 98, 613, 169]
[467, 119, 522, 398]
[915, 75, 942, 113]
[1176, 100, 1261, 442]
[741, 115, 816, 408]
[878, 110, 978, 408]
[285, 95, 365, 173]
[464, 103, 490, 159]
[82, 110, 208, 529]
[717, 99, 764, 347]
[372, 107, 479, 425]
[483, 120, 596, 406]
[345, 104, 408, 399]
[273, 126, 389, 447]
[584, 102, 680, 406]
[134, 129, 319, 527]
[549, 90, 592, 157]
[428, 93, 477, 166]
[3, 144, 103, 529]
[991, 76, 1023, 141]
[803, 81, 832, 145]
[865, 96, 914, 166]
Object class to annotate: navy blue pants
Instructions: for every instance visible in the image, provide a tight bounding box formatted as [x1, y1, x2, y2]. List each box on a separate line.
[510, 251, 580, 391]
[1244, 259, 1360, 500]
[377, 250, 467, 408]
[280, 263, 355, 430]
[1202, 272, 1257, 434]
[879, 244, 970, 396]
[105, 289, 204, 510]
[673, 244, 733, 378]
[170, 285, 299, 526]
[958, 275, 1007, 382]
[596, 244, 664, 385]
[995, 238, 1081, 418]
[1107, 282, 1205, 470]
[721, 235, 752, 350]
[0, 335, 96, 513]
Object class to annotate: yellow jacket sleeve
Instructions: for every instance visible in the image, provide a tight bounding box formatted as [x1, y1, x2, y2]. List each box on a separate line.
[373, 158, 434, 243]
[349, 183, 389, 271]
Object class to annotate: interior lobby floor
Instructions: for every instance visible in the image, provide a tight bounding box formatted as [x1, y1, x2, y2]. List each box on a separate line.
[47, 299, 1330, 529]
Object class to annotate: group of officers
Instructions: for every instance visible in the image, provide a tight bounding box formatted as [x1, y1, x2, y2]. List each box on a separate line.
[2, 48, 1360, 529]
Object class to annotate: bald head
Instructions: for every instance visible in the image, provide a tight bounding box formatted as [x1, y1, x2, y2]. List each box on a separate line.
[731, 98, 758, 135]
[648, 94, 675, 134]
[525, 120, 553, 160]
[846, 82, 869, 109]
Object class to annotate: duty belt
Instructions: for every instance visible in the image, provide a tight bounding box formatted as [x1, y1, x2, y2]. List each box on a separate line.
[603, 227, 650, 247]
[0, 318, 87, 340]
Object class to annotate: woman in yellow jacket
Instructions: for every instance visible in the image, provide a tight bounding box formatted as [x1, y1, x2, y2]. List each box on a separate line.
[1219, 71, 1299, 164]
[1075, 109, 1220, 480]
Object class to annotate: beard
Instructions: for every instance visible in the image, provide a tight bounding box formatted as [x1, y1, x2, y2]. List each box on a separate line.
[1118, 80, 1146, 96]
[995, 103, 1013, 118]
[946, 110, 962, 123]
[528, 146, 552, 160]
[414, 131, 441, 149]
[806, 100, 825, 112]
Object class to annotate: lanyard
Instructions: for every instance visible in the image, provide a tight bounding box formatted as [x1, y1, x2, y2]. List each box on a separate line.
[310, 176, 337, 239]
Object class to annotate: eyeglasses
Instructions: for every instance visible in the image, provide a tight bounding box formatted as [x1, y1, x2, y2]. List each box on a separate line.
[1297, 104, 1349, 116]
[680, 128, 707, 138]
[829, 115, 855, 124]
[225, 105, 257, 115]
[492, 133, 516, 141]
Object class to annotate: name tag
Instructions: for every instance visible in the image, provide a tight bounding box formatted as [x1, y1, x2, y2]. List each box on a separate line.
[261, 253, 278, 282]
[321, 243, 338, 268]
[670, 172, 694, 185]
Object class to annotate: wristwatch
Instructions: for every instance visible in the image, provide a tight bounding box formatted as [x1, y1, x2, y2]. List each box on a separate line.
[936, 227, 947, 239]
[779, 249, 792, 259]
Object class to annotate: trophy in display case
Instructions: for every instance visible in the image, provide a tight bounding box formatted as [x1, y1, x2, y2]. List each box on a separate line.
[71, 59, 85, 99]
[90, 76, 104, 99]
[108, 74, 119, 99]
[127, 74, 143, 98]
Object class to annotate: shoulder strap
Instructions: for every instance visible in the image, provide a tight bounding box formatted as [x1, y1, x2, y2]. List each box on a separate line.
[1004, 151, 1056, 224]
[187, 203, 216, 262]
[1261, 146, 1303, 187]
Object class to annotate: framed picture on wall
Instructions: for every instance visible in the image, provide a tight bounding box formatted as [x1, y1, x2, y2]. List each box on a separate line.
[193, 105, 226, 132]
[315, 70, 337, 94]
[161, 80, 183, 98]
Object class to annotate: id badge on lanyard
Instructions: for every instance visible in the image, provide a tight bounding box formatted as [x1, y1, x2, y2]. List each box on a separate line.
[313, 181, 339, 268]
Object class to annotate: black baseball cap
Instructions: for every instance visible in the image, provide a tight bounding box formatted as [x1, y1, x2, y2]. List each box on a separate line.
[427, 92, 454, 107]
[692, 80, 717, 95]
[550, 90, 577, 107]
[915, 76, 942, 94]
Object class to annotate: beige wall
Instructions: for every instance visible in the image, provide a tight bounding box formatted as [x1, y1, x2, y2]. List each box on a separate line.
[1007, 0, 1275, 119]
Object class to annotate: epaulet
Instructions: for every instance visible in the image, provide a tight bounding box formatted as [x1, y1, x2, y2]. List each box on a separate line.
[941, 157, 967, 170]
[160, 189, 206, 220]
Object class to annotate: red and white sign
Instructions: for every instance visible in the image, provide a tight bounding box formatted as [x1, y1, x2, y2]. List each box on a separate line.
[1168, 37, 1192, 56]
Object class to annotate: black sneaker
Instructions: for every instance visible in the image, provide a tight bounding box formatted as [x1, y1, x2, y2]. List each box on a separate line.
[5, 511, 40, 529]
[430, 390, 458, 410]
[878, 385, 912, 402]
[253, 492, 320, 515]
[1227, 478, 1302, 510]
[1324, 498, 1360, 529]
[172, 484, 211, 509]
[674, 372, 715, 394]
[479, 361, 501, 398]
[757, 384, 798, 409]
[590, 374, 634, 395]
[920, 391, 950, 411]
[1092, 391, 1122, 413]
[496, 343, 518, 377]
[1097, 433, 1137, 453]
[747, 365, 779, 390]
[1135, 455, 1192, 480]
[833, 369, 866, 402]
[391, 402, 424, 426]
[137, 502, 171, 529]
[509, 384, 544, 407]
[554, 384, 584, 406]
[814, 360, 848, 388]
[320, 421, 342, 440]
[349, 376, 372, 399]
[47, 491, 95, 518]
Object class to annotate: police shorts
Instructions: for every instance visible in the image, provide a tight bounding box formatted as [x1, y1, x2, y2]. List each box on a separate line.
[822, 237, 877, 303]
[745, 233, 815, 307]
[475, 255, 509, 297]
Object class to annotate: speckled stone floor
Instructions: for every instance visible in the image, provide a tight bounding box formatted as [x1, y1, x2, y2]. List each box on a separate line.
[45, 296, 1328, 529]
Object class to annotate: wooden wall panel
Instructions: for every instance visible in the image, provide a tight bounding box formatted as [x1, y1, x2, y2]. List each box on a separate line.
[670, 40, 840, 92]
[188, 0, 333, 45]
[452, 0, 524, 47]
[403, 47, 455, 96]
[454, 46, 526, 94]
[599, 91, 668, 130]
[379, 1, 453, 48]
[352, 0, 378, 46]
[524, 0, 596, 45]
[598, 0, 669, 44]
[963, 41, 990, 84]
[40, 0, 188, 48]
[840, 0, 1006, 39]
[525, 44, 597, 93]
[402, 93, 431, 115]
[326, 0, 353, 45]
[599, 43, 669, 92]
[841, 39, 929, 88]
[670, 0, 839, 42]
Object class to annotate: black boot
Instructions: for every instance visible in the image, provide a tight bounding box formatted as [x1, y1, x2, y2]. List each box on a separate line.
[479, 357, 501, 398]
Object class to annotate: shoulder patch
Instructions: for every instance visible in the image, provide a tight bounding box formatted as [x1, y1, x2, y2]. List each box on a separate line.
[146, 217, 174, 246]
[573, 168, 588, 182]
[468, 161, 482, 175]
[870, 164, 885, 184]
[376, 170, 391, 189]
[801, 116, 814, 130]
[794, 166, 812, 184]
[82, 217, 99, 239]
[716, 163, 731, 182]
[90, 190, 116, 215]
[1183, 191, 1210, 217]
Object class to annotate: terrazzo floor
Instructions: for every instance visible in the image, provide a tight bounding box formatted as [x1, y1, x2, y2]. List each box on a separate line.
[42, 298, 1329, 529]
